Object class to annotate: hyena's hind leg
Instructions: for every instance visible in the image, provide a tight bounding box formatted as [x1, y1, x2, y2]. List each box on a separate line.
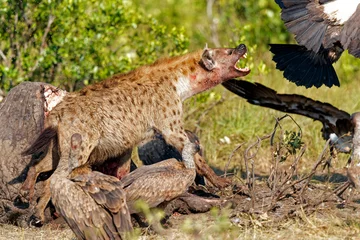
[19, 138, 59, 203]
[28, 178, 52, 227]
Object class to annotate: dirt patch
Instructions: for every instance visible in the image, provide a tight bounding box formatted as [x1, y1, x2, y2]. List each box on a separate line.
[1, 169, 359, 239]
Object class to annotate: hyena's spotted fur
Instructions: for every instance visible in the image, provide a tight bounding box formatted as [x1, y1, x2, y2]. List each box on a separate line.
[20, 44, 250, 224]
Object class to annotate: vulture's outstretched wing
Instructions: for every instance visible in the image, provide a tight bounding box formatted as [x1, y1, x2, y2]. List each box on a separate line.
[272, 0, 360, 88]
[222, 79, 352, 152]
[277, 0, 360, 52]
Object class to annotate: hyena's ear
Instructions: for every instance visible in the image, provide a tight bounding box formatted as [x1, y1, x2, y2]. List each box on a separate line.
[200, 49, 215, 71]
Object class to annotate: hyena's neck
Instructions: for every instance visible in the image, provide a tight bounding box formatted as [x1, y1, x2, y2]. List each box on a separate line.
[143, 49, 218, 101]
[98, 50, 208, 102]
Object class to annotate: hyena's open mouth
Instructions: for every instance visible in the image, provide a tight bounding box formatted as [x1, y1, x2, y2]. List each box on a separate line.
[233, 44, 250, 74]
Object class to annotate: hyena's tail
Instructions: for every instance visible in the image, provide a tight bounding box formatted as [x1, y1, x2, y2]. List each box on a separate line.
[22, 127, 57, 156]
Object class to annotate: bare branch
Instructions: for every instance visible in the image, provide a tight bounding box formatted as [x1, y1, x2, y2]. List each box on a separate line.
[299, 139, 331, 199]
[0, 49, 7, 63]
[224, 142, 244, 177]
[206, 0, 220, 47]
[29, 15, 55, 74]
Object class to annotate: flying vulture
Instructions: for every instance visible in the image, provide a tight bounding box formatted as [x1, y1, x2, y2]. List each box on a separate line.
[222, 79, 353, 153]
[271, 0, 360, 88]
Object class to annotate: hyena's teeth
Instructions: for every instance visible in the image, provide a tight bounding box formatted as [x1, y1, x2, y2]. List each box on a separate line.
[243, 53, 247, 59]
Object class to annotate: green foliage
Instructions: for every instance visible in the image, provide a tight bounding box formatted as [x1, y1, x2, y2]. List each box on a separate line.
[279, 130, 304, 162]
[0, 0, 189, 91]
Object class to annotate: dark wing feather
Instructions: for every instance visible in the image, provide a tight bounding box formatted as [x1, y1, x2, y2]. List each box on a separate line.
[281, 0, 309, 8]
[269, 44, 339, 88]
[51, 171, 132, 240]
[275, 0, 285, 9]
[280, 2, 327, 52]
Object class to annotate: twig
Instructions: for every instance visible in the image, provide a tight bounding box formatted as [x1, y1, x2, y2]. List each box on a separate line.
[267, 142, 281, 190]
[268, 145, 307, 208]
[244, 134, 273, 210]
[224, 142, 244, 177]
[299, 139, 331, 200]
[0, 49, 7, 63]
[270, 114, 302, 146]
[244, 135, 270, 184]
[333, 181, 351, 200]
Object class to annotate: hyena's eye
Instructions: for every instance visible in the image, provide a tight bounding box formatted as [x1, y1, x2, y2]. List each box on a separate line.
[227, 49, 234, 55]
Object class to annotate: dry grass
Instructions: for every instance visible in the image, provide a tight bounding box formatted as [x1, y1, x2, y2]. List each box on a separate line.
[0, 224, 74, 240]
[2, 206, 360, 239]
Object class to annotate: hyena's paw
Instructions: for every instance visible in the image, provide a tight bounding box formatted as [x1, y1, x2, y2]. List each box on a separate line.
[29, 214, 44, 228]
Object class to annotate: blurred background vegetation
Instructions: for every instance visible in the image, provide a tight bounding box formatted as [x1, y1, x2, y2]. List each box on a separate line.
[1, 0, 359, 173]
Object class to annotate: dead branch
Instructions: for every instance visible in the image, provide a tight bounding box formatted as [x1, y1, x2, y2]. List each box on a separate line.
[299, 139, 331, 200]
[206, 0, 221, 47]
[270, 114, 302, 146]
[224, 142, 245, 178]
[0, 49, 7, 63]
[268, 145, 307, 209]
[244, 133, 273, 210]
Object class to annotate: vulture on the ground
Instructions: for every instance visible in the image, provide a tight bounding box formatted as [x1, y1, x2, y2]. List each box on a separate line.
[271, 0, 360, 88]
[50, 133, 133, 240]
[120, 132, 200, 214]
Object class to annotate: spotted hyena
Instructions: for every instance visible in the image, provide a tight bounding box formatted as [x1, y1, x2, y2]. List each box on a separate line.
[20, 44, 250, 223]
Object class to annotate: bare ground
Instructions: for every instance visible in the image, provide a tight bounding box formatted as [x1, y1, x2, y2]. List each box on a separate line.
[2, 168, 360, 239]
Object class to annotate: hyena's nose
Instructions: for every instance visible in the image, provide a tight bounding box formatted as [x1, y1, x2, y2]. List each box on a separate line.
[235, 44, 247, 54]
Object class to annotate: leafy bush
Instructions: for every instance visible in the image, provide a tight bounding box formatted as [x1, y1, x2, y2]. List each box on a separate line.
[0, 0, 189, 91]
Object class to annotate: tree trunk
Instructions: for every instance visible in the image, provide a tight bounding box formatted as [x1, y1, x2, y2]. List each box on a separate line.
[0, 82, 63, 226]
